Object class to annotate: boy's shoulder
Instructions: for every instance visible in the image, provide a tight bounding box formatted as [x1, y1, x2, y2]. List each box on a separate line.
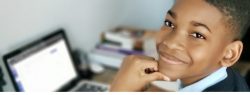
[203, 68, 249, 92]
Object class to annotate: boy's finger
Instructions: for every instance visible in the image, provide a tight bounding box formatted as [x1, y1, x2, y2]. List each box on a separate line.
[140, 59, 159, 71]
[144, 72, 170, 83]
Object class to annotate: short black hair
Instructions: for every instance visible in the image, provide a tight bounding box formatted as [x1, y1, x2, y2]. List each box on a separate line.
[205, 0, 250, 40]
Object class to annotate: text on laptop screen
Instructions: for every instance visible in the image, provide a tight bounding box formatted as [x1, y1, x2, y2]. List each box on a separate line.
[6, 34, 77, 91]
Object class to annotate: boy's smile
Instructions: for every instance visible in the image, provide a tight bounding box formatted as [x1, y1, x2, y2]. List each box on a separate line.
[158, 44, 191, 65]
[156, 0, 235, 85]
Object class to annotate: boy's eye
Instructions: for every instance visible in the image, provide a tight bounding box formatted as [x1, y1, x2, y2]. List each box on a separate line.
[164, 20, 175, 29]
[190, 32, 206, 39]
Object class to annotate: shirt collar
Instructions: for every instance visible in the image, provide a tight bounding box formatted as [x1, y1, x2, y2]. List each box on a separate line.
[178, 67, 228, 92]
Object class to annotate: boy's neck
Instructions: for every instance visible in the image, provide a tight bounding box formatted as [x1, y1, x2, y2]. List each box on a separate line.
[180, 67, 222, 86]
[181, 74, 208, 87]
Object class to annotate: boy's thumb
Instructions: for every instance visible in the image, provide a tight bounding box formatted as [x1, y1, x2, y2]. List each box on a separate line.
[144, 72, 170, 82]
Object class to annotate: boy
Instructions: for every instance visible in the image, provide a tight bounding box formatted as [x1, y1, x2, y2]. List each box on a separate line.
[110, 0, 250, 92]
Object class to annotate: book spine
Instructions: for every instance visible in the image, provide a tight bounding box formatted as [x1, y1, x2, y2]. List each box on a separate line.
[96, 44, 144, 55]
[104, 32, 135, 50]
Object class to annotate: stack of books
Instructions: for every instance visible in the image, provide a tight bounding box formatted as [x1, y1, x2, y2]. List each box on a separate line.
[88, 27, 148, 68]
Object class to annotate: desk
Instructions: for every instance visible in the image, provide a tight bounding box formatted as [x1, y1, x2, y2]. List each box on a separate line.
[91, 67, 178, 91]
[92, 67, 118, 84]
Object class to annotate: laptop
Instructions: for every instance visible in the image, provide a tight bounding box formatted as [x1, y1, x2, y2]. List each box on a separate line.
[2, 29, 109, 92]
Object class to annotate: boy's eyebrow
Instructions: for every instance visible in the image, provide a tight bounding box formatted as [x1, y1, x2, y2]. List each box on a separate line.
[167, 10, 211, 33]
[167, 10, 176, 19]
[191, 21, 212, 33]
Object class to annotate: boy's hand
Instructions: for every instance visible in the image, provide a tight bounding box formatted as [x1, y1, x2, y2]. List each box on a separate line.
[110, 55, 170, 92]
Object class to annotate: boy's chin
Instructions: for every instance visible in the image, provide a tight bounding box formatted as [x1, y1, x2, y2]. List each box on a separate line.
[159, 69, 183, 82]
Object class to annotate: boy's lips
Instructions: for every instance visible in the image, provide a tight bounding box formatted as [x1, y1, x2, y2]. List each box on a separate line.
[159, 53, 188, 65]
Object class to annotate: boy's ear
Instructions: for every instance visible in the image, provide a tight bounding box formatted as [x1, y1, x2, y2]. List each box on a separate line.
[220, 41, 243, 67]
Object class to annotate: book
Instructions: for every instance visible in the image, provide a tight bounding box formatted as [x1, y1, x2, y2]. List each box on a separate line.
[96, 43, 144, 55]
[101, 29, 145, 51]
[88, 47, 126, 68]
[90, 27, 158, 69]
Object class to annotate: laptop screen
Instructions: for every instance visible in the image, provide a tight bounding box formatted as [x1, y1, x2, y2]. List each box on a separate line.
[4, 31, 78, 92]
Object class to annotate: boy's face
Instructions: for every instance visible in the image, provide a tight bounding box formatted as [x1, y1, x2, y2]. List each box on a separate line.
[156, 0, 233, 84]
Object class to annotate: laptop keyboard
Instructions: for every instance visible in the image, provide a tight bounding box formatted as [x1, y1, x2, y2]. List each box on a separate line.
[74, 82, 108, 92]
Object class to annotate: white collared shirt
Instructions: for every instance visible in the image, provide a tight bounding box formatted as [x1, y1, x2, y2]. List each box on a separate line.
[178, 67, 228, 92]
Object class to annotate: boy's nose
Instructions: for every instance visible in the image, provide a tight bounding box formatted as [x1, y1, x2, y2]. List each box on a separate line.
[161, 31, 185, 51]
